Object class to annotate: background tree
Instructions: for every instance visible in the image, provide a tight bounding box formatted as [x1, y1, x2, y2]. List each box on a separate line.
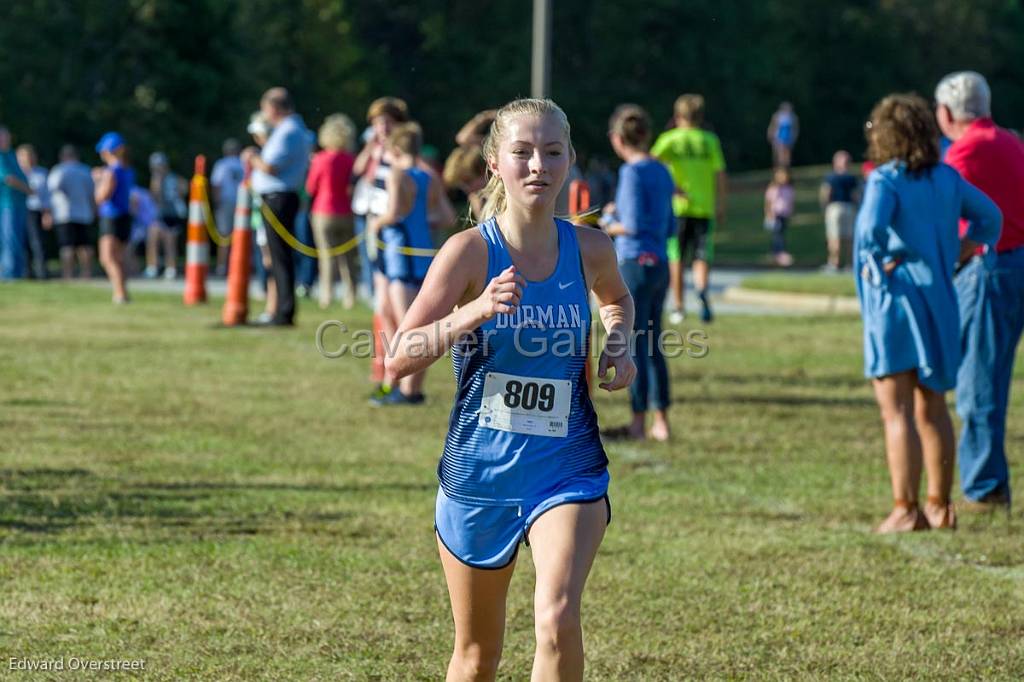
[1, 0, 1021, 175]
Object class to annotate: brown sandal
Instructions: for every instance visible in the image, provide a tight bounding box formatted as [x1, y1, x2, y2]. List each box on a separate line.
[875, 499, 930, 533]
[925, 496, 958, 530]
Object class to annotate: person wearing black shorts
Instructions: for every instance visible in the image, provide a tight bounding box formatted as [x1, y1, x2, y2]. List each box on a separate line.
[48, 145, 96, 278]
[678, 215, 711, 263]
[146, 152, 185, 280]
[56, 222, 90, 275]
[94, 132, 135, 303]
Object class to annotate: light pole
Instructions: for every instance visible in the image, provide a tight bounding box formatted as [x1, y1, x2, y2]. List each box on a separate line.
[531, 0, 551, 99]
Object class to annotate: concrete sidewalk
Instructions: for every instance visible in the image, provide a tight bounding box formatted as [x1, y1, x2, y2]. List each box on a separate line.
[83, 268, 854, 317]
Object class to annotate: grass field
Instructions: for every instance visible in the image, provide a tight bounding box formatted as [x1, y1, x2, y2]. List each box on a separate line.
[2, 283, 1023, 680]
[741, 273, 858, 298]
[715, 165, 839, 268]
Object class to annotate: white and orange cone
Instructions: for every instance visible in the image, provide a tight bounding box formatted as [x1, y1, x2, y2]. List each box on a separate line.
[221, 166, 253, 325]
[183, 155, 209, 305]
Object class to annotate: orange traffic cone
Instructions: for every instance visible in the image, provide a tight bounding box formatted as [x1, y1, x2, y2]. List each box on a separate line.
[371, 313, 386, 383]
[568, 178, 591, 219]
[221, 169, 253, 325]
[183, 155, 209, 305]
[568, 179, 595, 393]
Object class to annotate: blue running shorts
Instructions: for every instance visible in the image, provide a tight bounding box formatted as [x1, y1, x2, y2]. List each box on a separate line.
[435, 473, 611, 570]
[375, 224, 425, 287]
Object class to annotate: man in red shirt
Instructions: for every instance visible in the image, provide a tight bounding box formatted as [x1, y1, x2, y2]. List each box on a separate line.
[937, 71, 1024, 509]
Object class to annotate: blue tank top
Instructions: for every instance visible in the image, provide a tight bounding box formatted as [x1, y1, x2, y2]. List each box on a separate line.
[439, 217, 607, 505]
[99, 163, 135, 218]
[775, 112, 795, 146]
[383, 166, 433, 279]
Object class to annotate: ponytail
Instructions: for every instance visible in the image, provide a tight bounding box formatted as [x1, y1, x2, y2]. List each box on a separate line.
[477, 171, 506, 222]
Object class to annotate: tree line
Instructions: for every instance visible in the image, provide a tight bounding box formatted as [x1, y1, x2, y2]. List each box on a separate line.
[2, 0, 1022, 174]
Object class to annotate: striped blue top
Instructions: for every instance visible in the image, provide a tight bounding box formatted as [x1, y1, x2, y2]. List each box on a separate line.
[439, 217, 607, 505]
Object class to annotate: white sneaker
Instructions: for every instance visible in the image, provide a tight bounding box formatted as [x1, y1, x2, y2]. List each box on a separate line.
[163, 267, 177, 280]
[143, 266, 158, 279]
[668, 309, 685, 325]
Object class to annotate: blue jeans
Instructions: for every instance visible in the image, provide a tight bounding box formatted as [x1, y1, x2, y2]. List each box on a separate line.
[0, 204, 27, 279]
[620, 257, 670, 413]
[26, 209, 48, 279]
[770, 216, 788, 254]
[252, 234, 267, 292]
[955, 251, 1024, 502]
[293, 208, 317, 289]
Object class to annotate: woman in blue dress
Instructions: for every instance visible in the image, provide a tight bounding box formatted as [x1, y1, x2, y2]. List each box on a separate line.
[386, 98, 636, 680]
[855, 94, 1001, 533]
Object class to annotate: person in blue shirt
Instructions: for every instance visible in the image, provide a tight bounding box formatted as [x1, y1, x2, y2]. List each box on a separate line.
[94, 131, 135, 303]
[366, 122, 439, 406]
[386, 98, 635, 680]
[855, 94, 1001, 533]
[243, 87, 311, 326]
[768, 101, 799, 168]
[819, 150, 861, 271]
[600, 104, 675, 441]
[0, 125, 31, 280]
[16, 144, 50, 280]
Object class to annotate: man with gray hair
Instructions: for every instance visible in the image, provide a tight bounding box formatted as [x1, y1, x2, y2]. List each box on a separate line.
[243, 87, 311, 325]
[936, 70, 1024, 510]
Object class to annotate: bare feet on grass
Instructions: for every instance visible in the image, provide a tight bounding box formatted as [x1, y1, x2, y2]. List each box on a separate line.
[649, 420, 670, 442]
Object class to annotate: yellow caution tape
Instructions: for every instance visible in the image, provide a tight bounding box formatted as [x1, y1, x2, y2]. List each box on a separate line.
[198, 176, 233, 247]
[259, 202, 363, 257]
[569, 205, 602, 225]
[373, 238, 438, 257]
[260, 202, 440, 258]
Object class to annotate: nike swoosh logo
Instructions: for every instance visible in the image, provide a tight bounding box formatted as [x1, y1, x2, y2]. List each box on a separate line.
[558, 281, 574, 290]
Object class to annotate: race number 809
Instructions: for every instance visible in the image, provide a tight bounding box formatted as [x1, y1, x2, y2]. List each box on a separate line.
[503, 380, 556, 412]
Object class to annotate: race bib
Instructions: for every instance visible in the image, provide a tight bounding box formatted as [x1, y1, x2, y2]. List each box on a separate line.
[478, 372, 572, 438]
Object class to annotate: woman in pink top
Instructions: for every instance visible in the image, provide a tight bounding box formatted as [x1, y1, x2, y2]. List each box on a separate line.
[307, 114, 358, 309]
[764, 166, 796, 266]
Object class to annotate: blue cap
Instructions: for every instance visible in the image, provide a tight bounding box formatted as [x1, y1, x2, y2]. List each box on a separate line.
[95, 131, 125, 154]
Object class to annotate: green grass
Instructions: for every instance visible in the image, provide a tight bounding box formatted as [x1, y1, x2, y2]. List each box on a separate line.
[716, 164, 836, 267]
[2, 282, 1023, 680]
[742, 272, 858, 298]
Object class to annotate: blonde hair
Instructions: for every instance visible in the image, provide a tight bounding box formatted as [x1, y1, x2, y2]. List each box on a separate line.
[479, 98, 575, 222]
[318, 113, 356, 151]
[387, 122, 422, 157]
[674, 94, 705, 125]
[443, 144, 486, 189]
